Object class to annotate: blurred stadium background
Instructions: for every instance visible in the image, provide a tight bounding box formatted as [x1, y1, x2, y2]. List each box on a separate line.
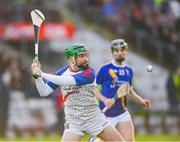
[0, 0, 179, 141]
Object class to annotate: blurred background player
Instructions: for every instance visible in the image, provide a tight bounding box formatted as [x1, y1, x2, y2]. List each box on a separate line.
[90, 39, 152, 142]
[166, 66, 180, 115]
[31, 43, 124, 142]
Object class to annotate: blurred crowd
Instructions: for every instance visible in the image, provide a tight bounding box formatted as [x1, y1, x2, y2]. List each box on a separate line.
[131, 0, 179, 48]
[0, 48, 38, 137]
[0, 0, 65, 138]
[0, 49, 38, 98]
[69, 0, 180, 67]
[73, 0, 180, 49]
[166, 66, 180, 115]
[0, 0, 61, 23]
[0, 48, 65, 138]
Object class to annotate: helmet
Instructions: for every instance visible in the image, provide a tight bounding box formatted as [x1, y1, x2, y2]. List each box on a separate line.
[65, 43, 89, 70]
[110, 39, 128, 50]
[65, 43, 88, 59]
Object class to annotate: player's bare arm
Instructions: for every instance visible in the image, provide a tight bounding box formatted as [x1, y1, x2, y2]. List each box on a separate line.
[94, 88, 115, 109]
[129, 88, 152, 109]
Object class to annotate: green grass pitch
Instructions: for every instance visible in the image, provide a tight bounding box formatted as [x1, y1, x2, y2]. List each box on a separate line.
[0, 134, 180, 141]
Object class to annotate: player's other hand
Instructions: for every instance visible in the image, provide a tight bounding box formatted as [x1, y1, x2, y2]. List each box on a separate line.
[104, 98, 115, 109]
[141, 99, 152, 109]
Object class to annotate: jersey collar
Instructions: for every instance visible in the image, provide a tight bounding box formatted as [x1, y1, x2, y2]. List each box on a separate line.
[112, 60, 126, 67]
[69, 66, 78, 72]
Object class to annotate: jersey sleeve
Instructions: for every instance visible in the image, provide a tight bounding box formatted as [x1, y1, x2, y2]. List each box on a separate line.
[47, 66, 68, 90]
[72, 67, 95, 86]
[96, 66, 106, 85]
[129, 68, 133, 85]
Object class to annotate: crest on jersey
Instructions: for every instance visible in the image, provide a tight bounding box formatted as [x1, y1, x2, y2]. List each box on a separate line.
[119, 69, 125, 76]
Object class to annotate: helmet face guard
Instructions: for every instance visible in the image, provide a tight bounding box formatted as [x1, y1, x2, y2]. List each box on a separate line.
[65, 44, 88, 70]
[111, 39, 128, 51]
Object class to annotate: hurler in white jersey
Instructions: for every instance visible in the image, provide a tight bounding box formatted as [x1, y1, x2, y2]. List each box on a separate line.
[31, 43, 124, 142]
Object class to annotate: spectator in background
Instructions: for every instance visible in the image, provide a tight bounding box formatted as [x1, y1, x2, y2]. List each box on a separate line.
[0, 51, 5, 75]
[101, 0, 121, 32]
[0, 51, 11, 137]
[102, 0, 119, 22]
[0, 50, 35, 137]
[169, 0, 180, 19]
[0, 72, 11, 137]
[7, 52, 33, 98]
[166, 66, 180, 115]
[101, 0, 130, 35]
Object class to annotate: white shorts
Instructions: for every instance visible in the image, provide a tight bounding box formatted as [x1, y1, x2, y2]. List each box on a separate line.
[106, 111, 132, 127]
[64, 111, 110, 136]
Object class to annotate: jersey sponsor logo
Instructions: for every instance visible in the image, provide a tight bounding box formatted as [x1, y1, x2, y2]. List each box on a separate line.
[63, 90, 77, 101]
[110, 79, 118, 88]
[110, 80, 130, 88]
[63, 86, 81, 92]
[62, 84, 95, 101]
[62, 86, 80, 101]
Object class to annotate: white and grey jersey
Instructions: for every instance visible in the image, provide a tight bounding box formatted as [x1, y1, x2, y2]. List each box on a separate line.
[46, 66, 100, 125]
[63, 84, 99, 125]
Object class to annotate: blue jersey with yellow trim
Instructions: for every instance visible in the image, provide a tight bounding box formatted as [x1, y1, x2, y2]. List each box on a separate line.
[96, 61, 133, 117]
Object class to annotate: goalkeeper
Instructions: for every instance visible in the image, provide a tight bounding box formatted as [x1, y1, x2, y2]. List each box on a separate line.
[31, 43, 124, 142]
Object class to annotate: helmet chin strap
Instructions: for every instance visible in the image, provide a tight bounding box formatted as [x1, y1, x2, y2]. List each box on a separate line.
[69, 57, 79, 71]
